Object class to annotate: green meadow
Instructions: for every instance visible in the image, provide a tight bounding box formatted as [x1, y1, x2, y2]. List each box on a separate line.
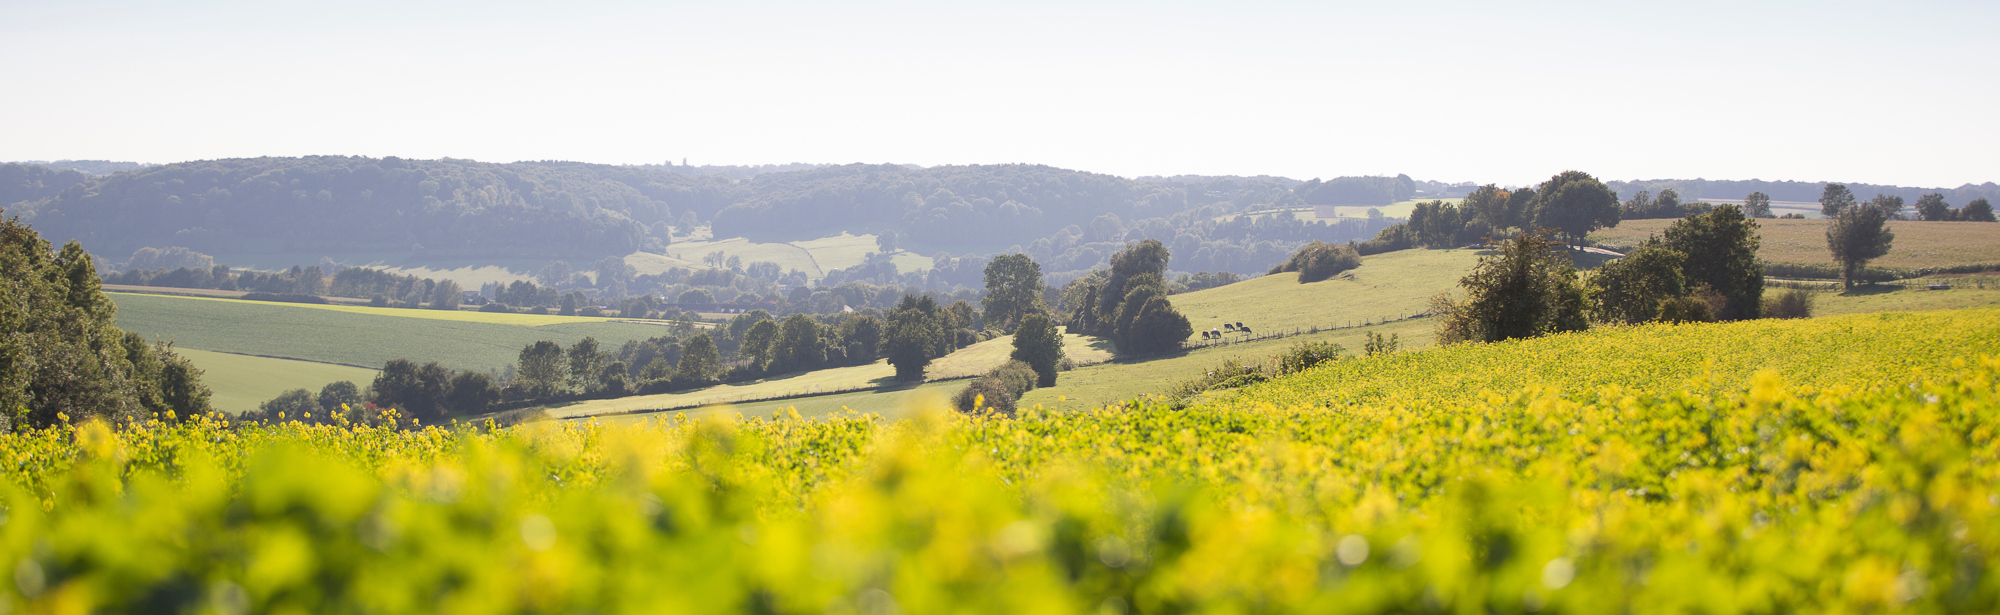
[173, 348, 379, 414]
[110, 292, 681, 373]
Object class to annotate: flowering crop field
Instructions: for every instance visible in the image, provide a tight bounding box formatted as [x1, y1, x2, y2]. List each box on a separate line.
[5, 308, 2000, 613]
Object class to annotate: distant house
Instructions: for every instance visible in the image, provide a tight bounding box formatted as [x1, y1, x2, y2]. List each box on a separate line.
[460, 291, 487, 305]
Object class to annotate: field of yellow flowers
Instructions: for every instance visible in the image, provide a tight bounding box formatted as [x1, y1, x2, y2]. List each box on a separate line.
[5, 308, 1999, 613]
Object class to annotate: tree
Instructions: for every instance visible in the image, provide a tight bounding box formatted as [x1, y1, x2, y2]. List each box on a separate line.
[443, 371, 498, 417]
[1093, 240, 1171, 337]
[885, 295, 947, 381]
[1867, 194, 1905, 220]
[516, 341, 567, 395]
[1531, 171, 1619, 245]
[1461, 184, 1516, 229]
[430, 279, 463, 310]
[258, 389, 318, 419]
[1433, 232, 1588, 344]
[1587, 246, 1687, 324]
[560, 293, 579, 316]
[1009, 312, 1065, 387]
[674, 333, 722, 386]
[1964, 198, 1997, 222]
[677, 288, 715, 305]
[770, 314, 826, 373]
[1914, 193, 1953, 221]
[567, 337, 603, 393]
[1742, 192, 1774, 219]
[981, 253, 1045, 331]
[741, 319, 779, 368]
[1826, 202, 1894, 289]
[877, 230, 899, 253]
[1270, 241, 1361, 283]
[1, 218, 213, 428]
[1121, 296, 1193, 355]
[1819, 183, 1857, 217]
[318, 380, 361, 413]
[839, 315, 884, 363]
[1661, 205, 1764, 320]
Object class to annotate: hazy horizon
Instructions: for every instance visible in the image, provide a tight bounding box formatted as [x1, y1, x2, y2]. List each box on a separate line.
[4, 0, 1996, 188]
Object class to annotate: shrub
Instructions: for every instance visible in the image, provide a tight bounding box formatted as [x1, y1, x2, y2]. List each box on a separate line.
[952, 377, 1018, 416]
[988, 360, 1038, 397]
[1364, 332, 1400, 356]
[478, 302, 511, 313]
[1276, 341, 1346, 375]
[1270, 241, 1362, 283]
[1168, 359, 1267, 397]
[1764, 289, 1815, 319]
[1657, 296, 1713, 324]
[528, 306, 551, 315]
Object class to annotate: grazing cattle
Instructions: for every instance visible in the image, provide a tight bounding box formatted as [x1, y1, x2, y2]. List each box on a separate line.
[1239, 327, 1253, 336]
[1235, 322, 1246, 330]
[1223, 323, 1237, 331]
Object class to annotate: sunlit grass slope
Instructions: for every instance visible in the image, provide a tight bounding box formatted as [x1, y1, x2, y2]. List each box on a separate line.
[7, 308, 1999, 612]
[175, 349, 379, 414]
[1211, 306, 2000, 412]
[1172, 248, 1481, 334]
[110, 293, 677, 372]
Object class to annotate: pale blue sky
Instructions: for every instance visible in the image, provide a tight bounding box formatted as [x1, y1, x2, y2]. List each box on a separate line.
[3, 0, 1995, 187]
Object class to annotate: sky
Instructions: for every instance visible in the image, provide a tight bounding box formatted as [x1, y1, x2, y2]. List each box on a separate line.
[3, 0, 1996, 188]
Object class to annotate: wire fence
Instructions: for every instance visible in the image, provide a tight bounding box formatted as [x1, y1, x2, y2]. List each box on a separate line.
[1183, 312, 1435, 350]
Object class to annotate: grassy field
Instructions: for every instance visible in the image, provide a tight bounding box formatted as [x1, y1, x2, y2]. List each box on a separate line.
[174, 348, 379, 414]
[581, 380, 968, 424]
[542, 331, 1116, 418]
[1793, 282, 2000, 316]
[1172, 248, 1482, 334]
[660, 232, 888, 278]
[1591, 218, 2000, 268]
[110, 293, 682, 372]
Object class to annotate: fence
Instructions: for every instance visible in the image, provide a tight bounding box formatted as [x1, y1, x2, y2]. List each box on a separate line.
[1182, 312, 1435, 350]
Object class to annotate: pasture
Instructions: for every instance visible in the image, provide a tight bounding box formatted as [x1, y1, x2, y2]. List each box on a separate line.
[174, 348, 379, 414]
[659, 232, 894, 278]
[1171, 247, 1482, 334]
[109, 293, 681, 372]
[1592, 218, 2000, 269]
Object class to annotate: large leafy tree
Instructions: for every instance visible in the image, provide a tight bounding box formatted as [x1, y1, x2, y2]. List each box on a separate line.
[980, 254, 1045, 331]
[1009, 312, 1065, 387]
[771, 314, 827, 373]
[674, 333, 721, 386]
[1819, 183, 1858, 217]
[515, 341, 566, 395]
[1433, 232, 1588, 344]
[1914, 193, 1953, 221]
[1742, 192, 1775, 218]
[1826, 203, 1894, 289]
[1661, 205, 1764, 320]
[1587, 245, 1687, 325]
[566, 337, 603, 393]
[885, 295, 947, 381]
[2, 213, 212, 429]
[1530, 171, 1619, 245]
[1964, 198, 1997, 222]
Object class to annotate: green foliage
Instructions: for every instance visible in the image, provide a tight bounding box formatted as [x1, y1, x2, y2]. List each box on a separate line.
[318, 380, 361, 413]
[515, 341, 566, 396]
[1008, 312, 1065, 388]
[1531, 170, 1620, 245]
[256, 388, 316, 417]
[1659, 205, 1764, 319]
[1268, 241, 1362, 282]
[1820, 182, 1858, 217]
[1276, 340, 1347, 374]
[1433, 232, 1588, 344]
[885, 295, 949, 381]
[979, 253, 1044, 331]
[953, 359, 1039, 416]
[1587, 245, 1688, 324]
[673, 333, 721, 386]
[566, 337, 603, 393]
[1763, 288, 1815, 319]
[1965, 198, 1997, 222]
[1826, 202, 1896, 289]
[1742, 191, 1774, 218]
[771, 314, 827, 373]
[740, 319, 779, 369]
[1363, 332, 1399, 356]
[1915, 192, 1953, 221]
[0, 213, 212, 429]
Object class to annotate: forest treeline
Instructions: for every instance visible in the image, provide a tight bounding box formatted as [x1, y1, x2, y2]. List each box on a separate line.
[11, 157, 1998, 279]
